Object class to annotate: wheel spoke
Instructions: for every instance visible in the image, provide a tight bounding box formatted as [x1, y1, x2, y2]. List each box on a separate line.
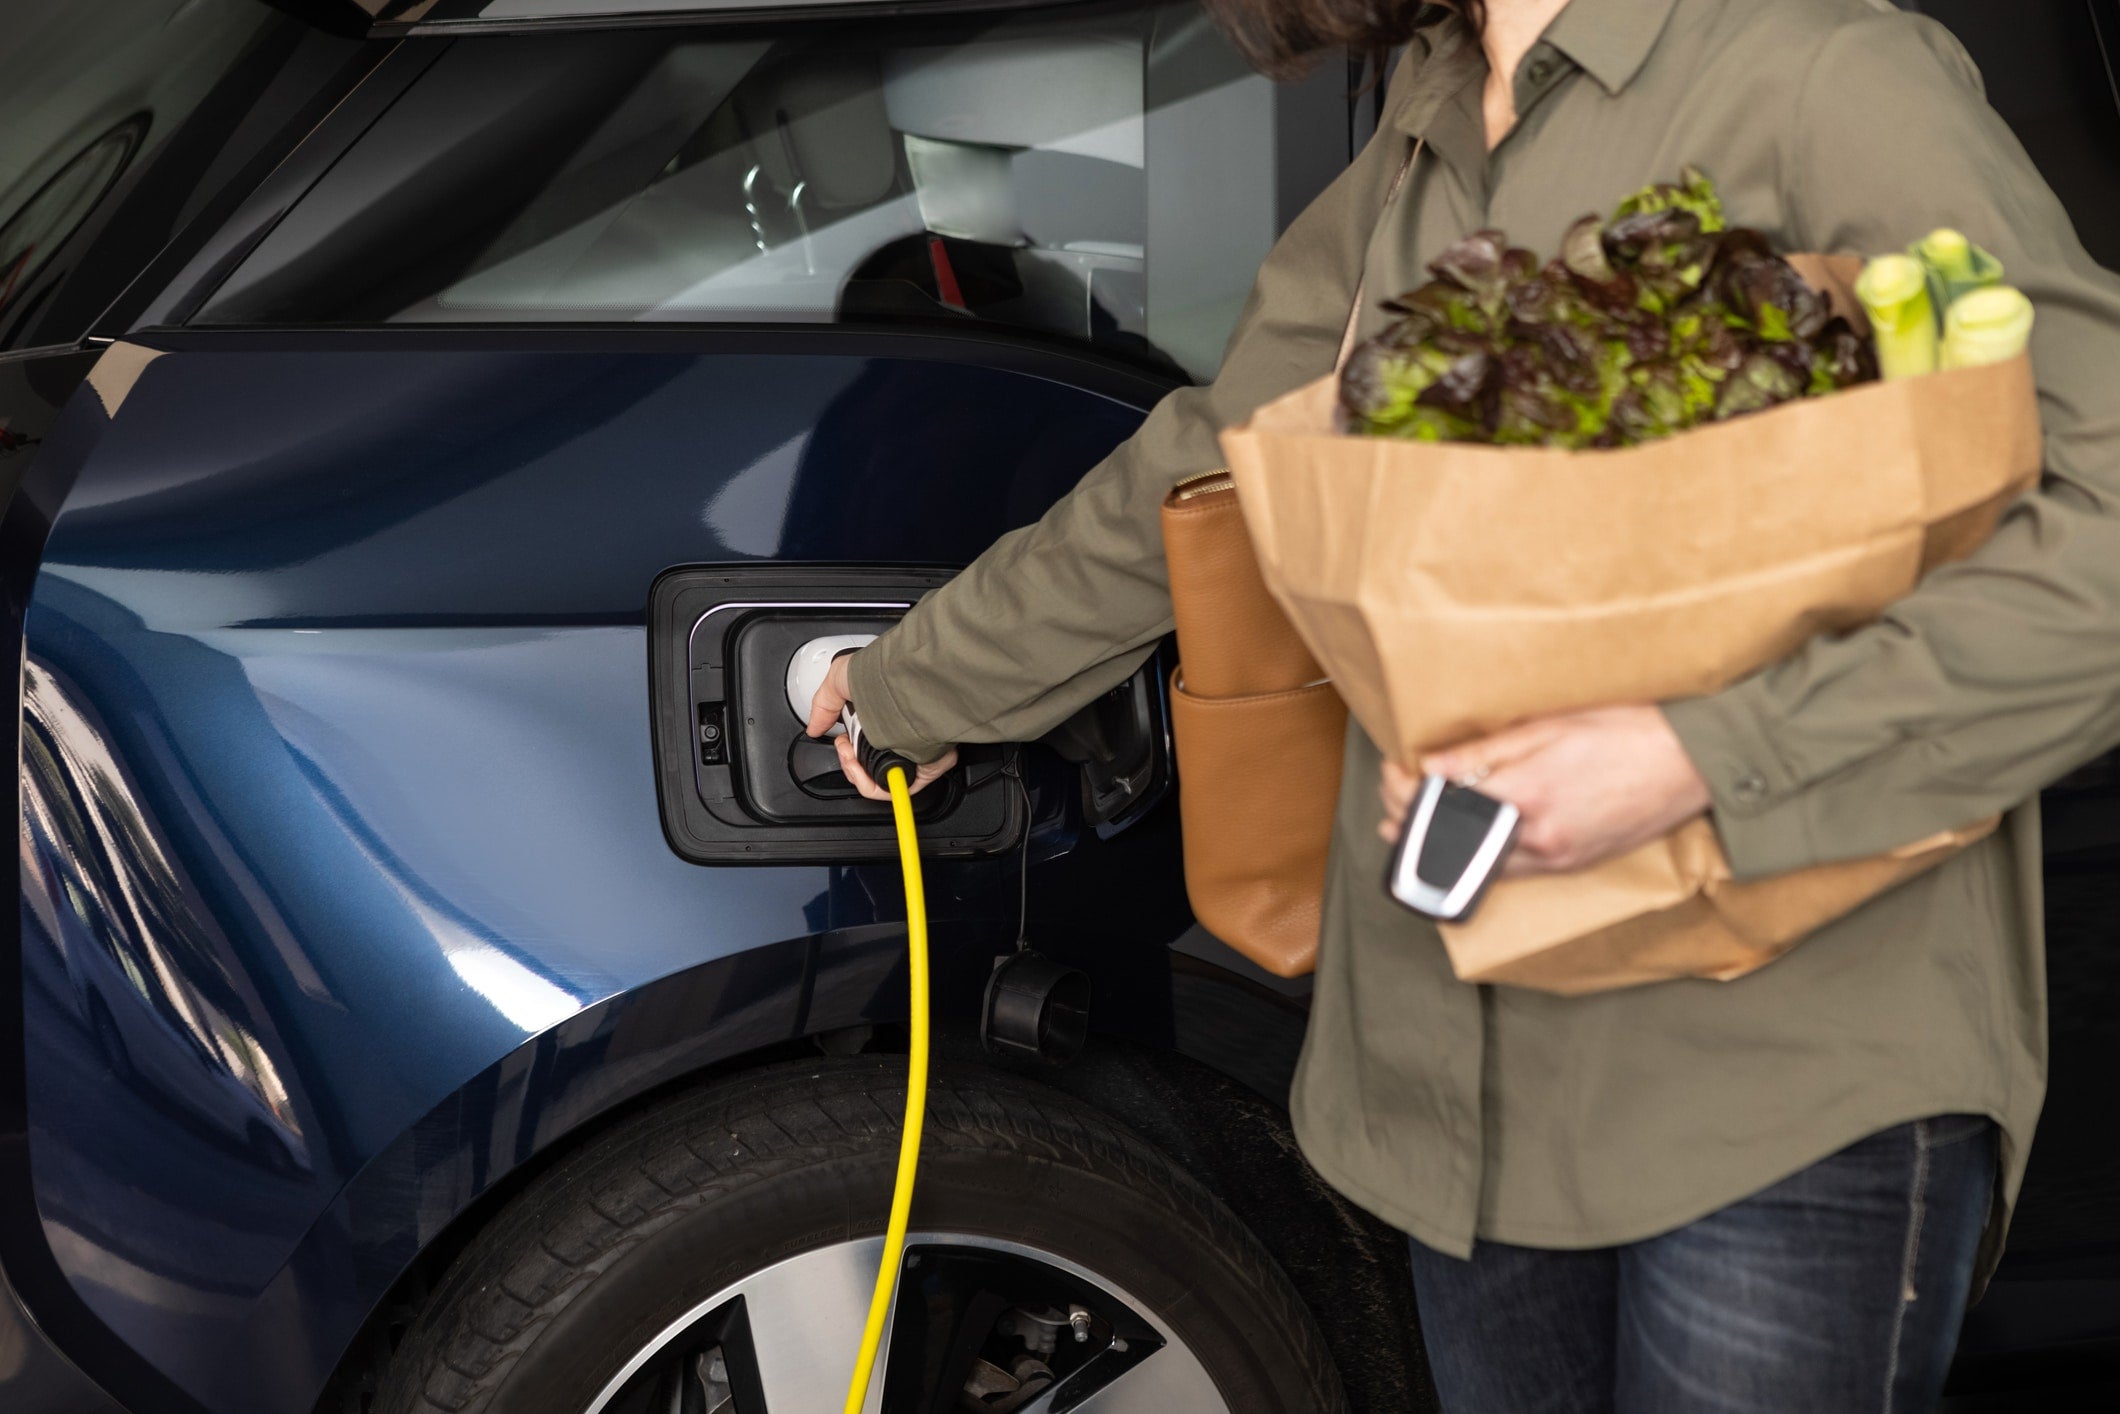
[585, 1233, 1231, 1414]
[1016, 1339, 1227, 1414]
[734, 1237, 895, 1414]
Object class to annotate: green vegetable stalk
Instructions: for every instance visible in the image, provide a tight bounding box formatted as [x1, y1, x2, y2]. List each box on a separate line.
[1855, 254, 1940, 380]
[1941, 286, 2036, 369]
[1911, 228, 2005, 313]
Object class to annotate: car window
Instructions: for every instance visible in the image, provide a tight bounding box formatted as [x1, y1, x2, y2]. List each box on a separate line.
[194, 6, 1352, 381]
[0, 0, 278, 350]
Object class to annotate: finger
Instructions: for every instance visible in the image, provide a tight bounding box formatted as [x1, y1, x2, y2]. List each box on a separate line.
[1501, 851, 1557, 879]
[804, 687, 845, 740]
[1463, 757, 1540, 812]
[1497, 809, 1574, 877]
[805, 659, 853, 739]
[834, 734, 890, 802]
[1498, 831, 1559, 878]
[1501, 840, 1579, 878]
[907, 748, 959, 796]
[1423, 718, 1565, 781]
[920, 746, 970, 792]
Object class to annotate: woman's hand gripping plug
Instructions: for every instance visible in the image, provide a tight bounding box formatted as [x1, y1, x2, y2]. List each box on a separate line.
[805, 651, 960, 802]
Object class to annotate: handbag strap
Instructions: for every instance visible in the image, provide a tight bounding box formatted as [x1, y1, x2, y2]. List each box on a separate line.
[1335, 135, 1427, 372]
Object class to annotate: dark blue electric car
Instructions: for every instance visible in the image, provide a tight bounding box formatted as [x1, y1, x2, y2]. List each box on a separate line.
[3, 2, 2119, 1411]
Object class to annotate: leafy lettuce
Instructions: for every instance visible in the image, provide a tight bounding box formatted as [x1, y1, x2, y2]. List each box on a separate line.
[1341, 168, 1878, 447]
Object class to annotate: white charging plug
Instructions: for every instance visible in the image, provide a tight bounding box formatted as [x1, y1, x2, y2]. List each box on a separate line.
[785, 634, 878, 733]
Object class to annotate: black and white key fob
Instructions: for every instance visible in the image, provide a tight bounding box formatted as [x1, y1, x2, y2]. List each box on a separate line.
[1387, 775, 1521, 923]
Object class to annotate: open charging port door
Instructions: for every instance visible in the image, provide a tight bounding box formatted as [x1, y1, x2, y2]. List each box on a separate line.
[649, 565, 1031, 864]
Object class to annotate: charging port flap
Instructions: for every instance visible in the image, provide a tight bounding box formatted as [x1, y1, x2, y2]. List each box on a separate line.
[1039, 669, 1171, 836]
[649, 565, 1027, 864]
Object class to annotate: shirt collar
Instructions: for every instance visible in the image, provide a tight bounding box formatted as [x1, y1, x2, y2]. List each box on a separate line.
[1391, 18, 1484, 138]
[1392, 0, 1682, 137]
[1542, 0, 1683, 96]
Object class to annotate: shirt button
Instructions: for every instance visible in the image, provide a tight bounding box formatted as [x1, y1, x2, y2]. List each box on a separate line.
[1732, 770, 1769, 802]
[1525, 57, 1556, 85]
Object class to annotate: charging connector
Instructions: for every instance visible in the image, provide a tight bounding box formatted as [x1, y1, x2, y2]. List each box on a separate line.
[844, 704, 919, 787]
[790, 634, 921, 787]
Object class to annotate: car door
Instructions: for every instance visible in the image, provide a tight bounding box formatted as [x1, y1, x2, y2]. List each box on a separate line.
[9, 8, 1361, 1410]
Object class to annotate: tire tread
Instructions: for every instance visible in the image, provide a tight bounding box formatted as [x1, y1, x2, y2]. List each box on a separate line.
[375, 1059, 1343, 1414]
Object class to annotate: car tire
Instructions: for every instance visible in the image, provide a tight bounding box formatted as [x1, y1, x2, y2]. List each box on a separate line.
[371, 1056, 1347, 1414]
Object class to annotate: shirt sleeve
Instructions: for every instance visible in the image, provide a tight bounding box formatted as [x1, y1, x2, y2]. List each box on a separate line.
[1662, 11, 2120, 876]
[847, 62, 1421, 763]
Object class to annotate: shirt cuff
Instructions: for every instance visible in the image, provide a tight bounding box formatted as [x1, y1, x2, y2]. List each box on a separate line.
[845, 639, 953, 765]
[1660, 685, 1818, 878]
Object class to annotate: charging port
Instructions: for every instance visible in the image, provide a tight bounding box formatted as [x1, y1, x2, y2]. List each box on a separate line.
[648, 565, 1027, 865]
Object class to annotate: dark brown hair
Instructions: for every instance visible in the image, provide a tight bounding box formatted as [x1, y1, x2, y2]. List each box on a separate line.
[1201, 0, 1480, 80]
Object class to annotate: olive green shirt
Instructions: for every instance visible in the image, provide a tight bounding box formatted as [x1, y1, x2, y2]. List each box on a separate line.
[851, 0, 2120, 1264]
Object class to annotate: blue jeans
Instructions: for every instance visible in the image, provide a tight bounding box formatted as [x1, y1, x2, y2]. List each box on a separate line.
[1407, 1115, 1997, 1413]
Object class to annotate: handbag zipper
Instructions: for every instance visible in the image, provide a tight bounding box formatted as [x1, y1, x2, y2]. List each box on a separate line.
[1171, 469, 1235, 501]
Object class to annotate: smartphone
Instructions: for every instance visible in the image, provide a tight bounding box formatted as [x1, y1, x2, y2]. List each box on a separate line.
[1387, 775, 1521, 923]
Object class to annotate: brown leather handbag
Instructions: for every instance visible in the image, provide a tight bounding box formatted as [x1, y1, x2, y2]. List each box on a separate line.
[1160, 138, 1421, 976]
[1162, 470, 1347, 976]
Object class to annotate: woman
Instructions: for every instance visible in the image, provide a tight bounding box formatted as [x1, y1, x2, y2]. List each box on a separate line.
[809, 1, 2120, 1407]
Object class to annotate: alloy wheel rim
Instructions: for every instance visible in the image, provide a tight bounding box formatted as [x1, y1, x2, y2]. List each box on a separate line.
[584, 1231, 1233, 1414]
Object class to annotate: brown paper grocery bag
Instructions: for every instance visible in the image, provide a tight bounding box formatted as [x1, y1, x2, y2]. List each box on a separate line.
[1442, 816, 1999, 994]
[1216, 268, 2042, 994]
[1222, 353, 2040, 765]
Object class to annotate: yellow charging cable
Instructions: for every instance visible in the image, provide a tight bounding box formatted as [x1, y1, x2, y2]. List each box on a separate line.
[842, 764, 931, 1413]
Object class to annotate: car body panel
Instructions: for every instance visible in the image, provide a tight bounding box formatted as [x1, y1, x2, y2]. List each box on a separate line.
[12, 332, 1204, 1411]
[0, 1260, 125, 1414]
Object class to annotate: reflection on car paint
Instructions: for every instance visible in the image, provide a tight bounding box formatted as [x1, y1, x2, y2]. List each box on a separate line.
[23, 655, 306, 1171]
